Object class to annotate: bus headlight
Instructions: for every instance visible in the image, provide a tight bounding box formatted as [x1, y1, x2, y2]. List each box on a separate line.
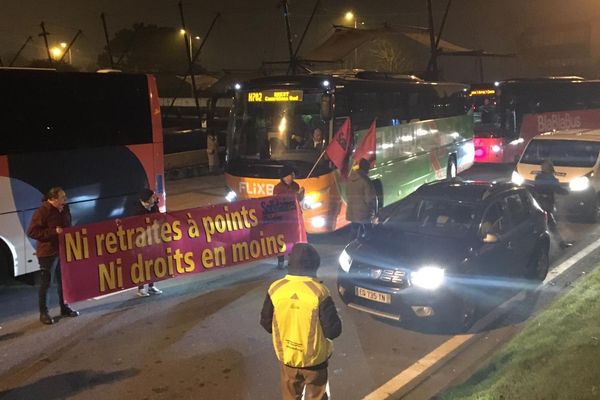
[225, 190, 237, 202]
[339, 249, 352, 272]
[411, 266, 445, 290]
[511, 171, 525, 185]
[569, 176, 590, 192]
[491, 145, 501, 153]
[311, 216, 326, 228]
[303, 191, 323, 210]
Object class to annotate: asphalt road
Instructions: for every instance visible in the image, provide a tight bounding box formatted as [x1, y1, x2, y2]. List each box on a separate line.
[0, 164, 598, 399]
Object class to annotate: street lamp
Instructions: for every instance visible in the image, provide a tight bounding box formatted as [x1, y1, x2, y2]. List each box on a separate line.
[60, 42, 72, 64]
[179, 29, 201, 61]
[50, 46, 63, 61]
[344, 10, 358, 68]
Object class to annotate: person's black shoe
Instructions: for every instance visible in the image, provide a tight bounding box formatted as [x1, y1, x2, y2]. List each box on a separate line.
[60, 306, 80, 317]
[559, 241, 573, 249]
[40, 313, 54, 325]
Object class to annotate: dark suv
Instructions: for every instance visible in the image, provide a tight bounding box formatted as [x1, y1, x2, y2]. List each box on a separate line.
[337, 180, 549, 331]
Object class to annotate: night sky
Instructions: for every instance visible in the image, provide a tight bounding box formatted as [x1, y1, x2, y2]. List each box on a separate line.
[1, 0, 597, 80]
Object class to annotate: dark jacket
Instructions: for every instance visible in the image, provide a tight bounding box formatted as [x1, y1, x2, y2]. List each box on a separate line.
[27, 202, 72, 257]
[133, 200, 159, 216]
[346, 169, 377, 223]
[273, 180, 304, 201]
[533, 171, 567, 212]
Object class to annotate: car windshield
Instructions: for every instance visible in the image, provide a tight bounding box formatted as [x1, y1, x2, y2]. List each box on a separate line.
[385, 196, 478, 236]
[521, 139, 600, 168]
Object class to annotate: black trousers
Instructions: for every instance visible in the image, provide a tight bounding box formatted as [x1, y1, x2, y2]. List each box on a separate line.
[38, 256, 67, 314]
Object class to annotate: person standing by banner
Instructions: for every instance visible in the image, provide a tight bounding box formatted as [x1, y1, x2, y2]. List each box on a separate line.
[27, 187, 79, 325]
[260, 243, 342, 400]
[346, 158, 377, 239]
[134, 188, 164, 297]
[207, 130, 220, 175]
[273, 167, 305, 269]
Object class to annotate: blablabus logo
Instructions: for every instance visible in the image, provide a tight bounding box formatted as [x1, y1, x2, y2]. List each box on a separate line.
[239, 181, 274, 196]
[537, 112, 582, 132]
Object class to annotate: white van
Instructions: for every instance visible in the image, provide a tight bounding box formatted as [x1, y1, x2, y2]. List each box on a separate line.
[512, 129, 600, 220]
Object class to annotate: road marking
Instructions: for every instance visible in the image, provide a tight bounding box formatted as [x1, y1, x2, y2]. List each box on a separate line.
[363, 335, 473, 400]
[362, 239, 600, 400]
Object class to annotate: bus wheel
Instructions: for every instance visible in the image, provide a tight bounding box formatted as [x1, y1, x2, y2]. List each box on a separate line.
[446, 156, 457, 179]
[0, 240, 14, 283]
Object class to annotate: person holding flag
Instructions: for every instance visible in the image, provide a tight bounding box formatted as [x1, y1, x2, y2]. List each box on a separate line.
[346, 119, 378, 239]
[324, 118, 352, 178]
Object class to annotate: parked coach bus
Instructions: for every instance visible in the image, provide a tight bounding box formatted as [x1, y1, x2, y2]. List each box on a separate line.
[0, 68, 165, 279]
[473, 77, 600, 163]
[224, 72, 474, 233]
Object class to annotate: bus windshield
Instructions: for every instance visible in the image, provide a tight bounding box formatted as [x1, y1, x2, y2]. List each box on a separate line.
[230, 89, 326, 164]
[521, 139, 600, 168]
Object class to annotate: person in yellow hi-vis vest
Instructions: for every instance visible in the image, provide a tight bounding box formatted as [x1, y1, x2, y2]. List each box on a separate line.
[260, 243, 342, 400]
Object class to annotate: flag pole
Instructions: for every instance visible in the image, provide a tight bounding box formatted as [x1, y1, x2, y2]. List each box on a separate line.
[306, 148, 327, 179]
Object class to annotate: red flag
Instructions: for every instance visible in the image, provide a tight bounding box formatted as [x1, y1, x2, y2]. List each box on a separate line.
[353, 119, 376, 166]
[325, 118, 352, 176]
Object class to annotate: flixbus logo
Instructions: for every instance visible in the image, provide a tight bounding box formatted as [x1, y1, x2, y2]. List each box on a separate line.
[537, 113, 582, 132]
[239, 182, 274, 196]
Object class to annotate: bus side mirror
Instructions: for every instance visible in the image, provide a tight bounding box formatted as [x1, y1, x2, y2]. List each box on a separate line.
[320, 94, 332, 121]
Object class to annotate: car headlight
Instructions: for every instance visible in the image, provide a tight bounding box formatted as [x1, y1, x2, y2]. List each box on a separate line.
[491, 145, 501, 153]
[411, 266, 445, 290]
[511, 170, 524, 185]
[302, 191, 323, 210]
[569, 176, 590, 192]
[338, 249, 352, 273]
[225, 190, 237, 202]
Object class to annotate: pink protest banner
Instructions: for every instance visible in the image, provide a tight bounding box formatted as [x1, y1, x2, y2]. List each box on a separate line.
[59, 196, 307, 303]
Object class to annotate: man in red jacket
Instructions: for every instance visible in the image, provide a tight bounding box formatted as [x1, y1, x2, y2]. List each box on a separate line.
[27, 187, 80, 325]
[273, 167, 304, 269]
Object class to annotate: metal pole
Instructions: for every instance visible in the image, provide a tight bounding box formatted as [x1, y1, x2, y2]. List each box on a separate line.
[9, 36, 33, 67]
[100, 13, 115, 68]
[169, 12, 221, 111]
[59, 30, 82, 64]
[426, 0, 438, 79]
[293, 0, 320, 59]
[281, 0, 296, 74]
[306, 148, 327, 179]
[178, 1, 201, 114]
[354, 19, 358, 69]
[39, 22, 52, 64]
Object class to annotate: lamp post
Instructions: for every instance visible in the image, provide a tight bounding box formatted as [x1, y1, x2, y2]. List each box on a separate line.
[345, 11, 358, 68]
[60, 42, 71, 64]
[180, 29, 201, 62]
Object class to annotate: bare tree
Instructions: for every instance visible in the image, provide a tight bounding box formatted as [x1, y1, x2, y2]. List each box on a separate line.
[369, 39, 416, 72]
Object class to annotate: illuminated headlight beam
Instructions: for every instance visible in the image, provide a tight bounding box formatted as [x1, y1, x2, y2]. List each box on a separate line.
[569, 176, 590, 192]
[411, 266, 445, 290]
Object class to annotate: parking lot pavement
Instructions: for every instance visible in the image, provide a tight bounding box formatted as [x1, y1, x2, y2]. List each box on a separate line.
[165, 173, 228, 211]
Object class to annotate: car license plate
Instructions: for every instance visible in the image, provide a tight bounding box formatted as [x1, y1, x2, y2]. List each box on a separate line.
[355, 287, 391, 304]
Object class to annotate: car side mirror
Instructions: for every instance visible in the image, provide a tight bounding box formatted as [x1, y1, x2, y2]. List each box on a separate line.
[482, 233, 499, 243]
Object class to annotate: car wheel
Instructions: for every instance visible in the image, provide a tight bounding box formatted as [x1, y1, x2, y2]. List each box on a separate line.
[525, 244, 549, 281]
[446, 156, 457, 179]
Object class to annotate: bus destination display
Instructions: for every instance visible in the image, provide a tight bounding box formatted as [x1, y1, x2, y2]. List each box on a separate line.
[247, 90, 303, 102]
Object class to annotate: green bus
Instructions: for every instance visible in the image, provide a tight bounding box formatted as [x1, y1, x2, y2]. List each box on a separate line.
[224, 72, 475, 233]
